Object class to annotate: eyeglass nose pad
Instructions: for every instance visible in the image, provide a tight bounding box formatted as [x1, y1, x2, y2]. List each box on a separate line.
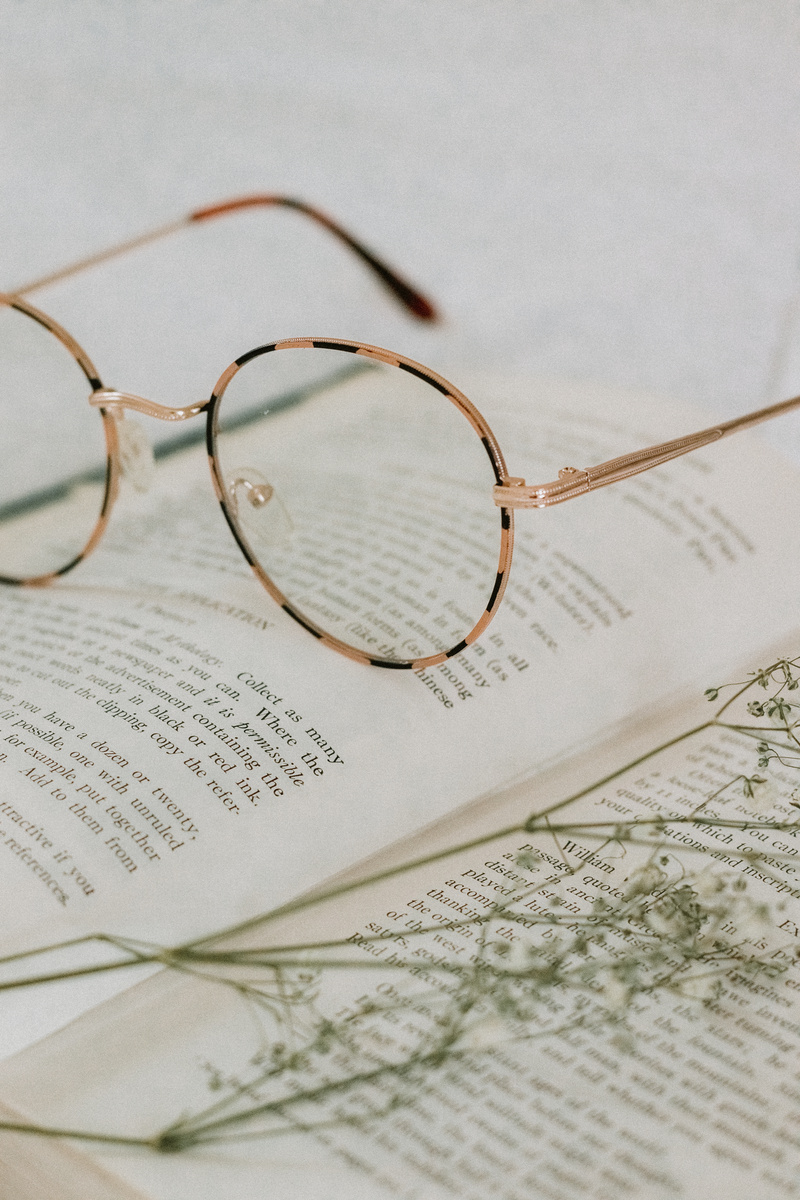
[226, 468, 293, 551]
[115, 416, 155, 494]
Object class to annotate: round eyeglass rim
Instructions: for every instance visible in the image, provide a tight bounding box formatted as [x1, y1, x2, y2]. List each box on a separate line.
[206, 338, 515, 671]
[0, 296, 515, 671]
[0, 294, 121, 587]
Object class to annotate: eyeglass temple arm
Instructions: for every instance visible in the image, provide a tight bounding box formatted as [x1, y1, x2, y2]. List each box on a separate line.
[493, 391, 800, 508]
[11, 194, 438, 322]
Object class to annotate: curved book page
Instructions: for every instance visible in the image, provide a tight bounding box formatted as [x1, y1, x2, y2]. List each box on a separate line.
[0, 374, 799, 1051]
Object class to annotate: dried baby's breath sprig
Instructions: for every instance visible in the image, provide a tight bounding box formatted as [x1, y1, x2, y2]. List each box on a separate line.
[2, 653, 800, 1152]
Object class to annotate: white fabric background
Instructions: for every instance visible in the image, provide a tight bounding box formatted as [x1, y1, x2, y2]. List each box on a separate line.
[3, 0, 800, 457]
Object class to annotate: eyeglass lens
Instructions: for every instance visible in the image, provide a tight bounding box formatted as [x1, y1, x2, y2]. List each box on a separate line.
[0, 304, 108, 582]
[212, 346, 504, 664]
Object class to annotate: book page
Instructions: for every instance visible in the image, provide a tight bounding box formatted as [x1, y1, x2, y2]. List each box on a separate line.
[0, 373, 799, 961]
[3, 669, 800, 1199]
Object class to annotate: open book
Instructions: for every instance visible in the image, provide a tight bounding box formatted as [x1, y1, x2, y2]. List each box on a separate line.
[1, 372, 800, 1198]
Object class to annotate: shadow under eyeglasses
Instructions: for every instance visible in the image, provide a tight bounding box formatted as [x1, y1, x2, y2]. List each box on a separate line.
[0, 360, 374, 525]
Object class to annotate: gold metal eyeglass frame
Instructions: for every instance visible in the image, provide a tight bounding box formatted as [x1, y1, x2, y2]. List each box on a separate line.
[3, 193, 800, 670]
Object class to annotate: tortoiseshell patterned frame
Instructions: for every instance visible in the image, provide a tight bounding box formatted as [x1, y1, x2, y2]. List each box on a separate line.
[0, 292, 121, 588]
[4, 194, 800, 668]
[206, 338, 514, 670]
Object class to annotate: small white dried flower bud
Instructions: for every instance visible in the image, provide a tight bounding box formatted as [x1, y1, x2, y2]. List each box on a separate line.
[676, 974, 719, 1001]
[624, 863, 666, 898]
[742, 776, 781, 815]
[459, 1016, 510, 1050]
[737, 904, 774, 940]
[693, 869, 727, 900]
[597, 971, 630, 1013]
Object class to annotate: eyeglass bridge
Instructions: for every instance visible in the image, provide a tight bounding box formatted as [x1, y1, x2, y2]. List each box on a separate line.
[89, 389, 210, 422]
[89, 389, 210, 493]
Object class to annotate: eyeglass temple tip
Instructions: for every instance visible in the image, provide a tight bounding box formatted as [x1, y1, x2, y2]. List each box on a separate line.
[189, 194, 440, 323]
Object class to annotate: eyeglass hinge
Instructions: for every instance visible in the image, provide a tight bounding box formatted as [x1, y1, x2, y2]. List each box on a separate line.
[493, 477, 529, 507]
[493, 469, 592, 508]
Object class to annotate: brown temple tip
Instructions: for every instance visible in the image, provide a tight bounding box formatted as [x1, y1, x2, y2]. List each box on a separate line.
[400, 289, 439, 322]
[189, 195, 440, 323]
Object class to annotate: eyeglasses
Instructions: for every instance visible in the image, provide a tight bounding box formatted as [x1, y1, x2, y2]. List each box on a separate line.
[3, 194, 800, 670]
